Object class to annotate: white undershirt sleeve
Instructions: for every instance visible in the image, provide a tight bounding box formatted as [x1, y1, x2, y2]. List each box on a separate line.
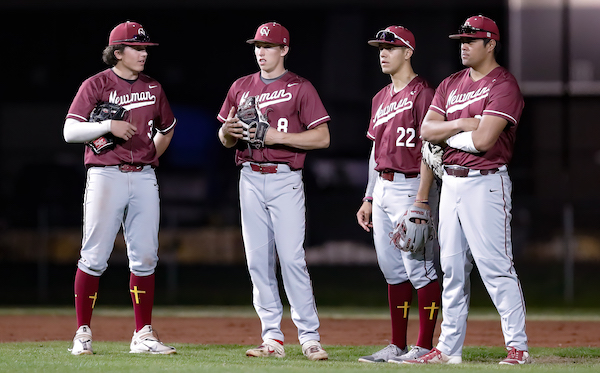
[63, 118, 111, 143]
[445, 131, 479, 153]
[364, 144, 378, 200]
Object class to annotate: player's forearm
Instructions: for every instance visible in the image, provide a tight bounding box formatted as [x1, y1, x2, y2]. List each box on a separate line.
[269, 123, 330, 150]
[421, 118, 465, 143]
[416, 161, 434, 201]
[154, 130, 174, 157]
[63, 118, 111, 143]
[364, 144, 377, 200]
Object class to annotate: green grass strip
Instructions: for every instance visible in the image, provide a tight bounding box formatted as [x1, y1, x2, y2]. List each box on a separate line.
[0, 343, 599, 373]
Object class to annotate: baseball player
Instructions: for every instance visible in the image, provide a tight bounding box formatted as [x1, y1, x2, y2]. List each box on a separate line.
[217, 22, 330, 361]
[403, 15, 530, 365]
[63, 21, 176, 355]
[356, 26, 441, 364]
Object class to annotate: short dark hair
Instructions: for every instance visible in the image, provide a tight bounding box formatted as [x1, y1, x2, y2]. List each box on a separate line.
[102, 44, 126, 66]
[483, 38, 501, 58]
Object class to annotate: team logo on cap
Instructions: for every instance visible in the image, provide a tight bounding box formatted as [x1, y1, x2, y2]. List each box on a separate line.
[138, 28, 147, 37]
[260, 27, 270, 36]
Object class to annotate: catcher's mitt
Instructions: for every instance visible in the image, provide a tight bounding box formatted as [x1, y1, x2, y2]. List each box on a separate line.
[421, 140, 444, 179]
[87, 102, 127, 154]
[237, 95, 270, 149]
[390, 204, 434, 253]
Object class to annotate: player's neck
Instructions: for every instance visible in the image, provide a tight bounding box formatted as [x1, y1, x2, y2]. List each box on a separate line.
[390, 67, 417, 92]
[468, 59, 500, 81]
[260, 64, 287, 80]
[112, 65, 140, 81]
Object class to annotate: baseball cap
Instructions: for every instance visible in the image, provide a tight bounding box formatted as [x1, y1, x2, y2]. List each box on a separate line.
[449, 15, 500, 41]
[368, 26, 415, 50]
[246, 22, 289, 46]
[109, 21, 158, 46]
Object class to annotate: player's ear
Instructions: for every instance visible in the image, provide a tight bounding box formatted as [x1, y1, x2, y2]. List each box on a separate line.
[405, 47, 414, 60]
[280, 45, 289, 57]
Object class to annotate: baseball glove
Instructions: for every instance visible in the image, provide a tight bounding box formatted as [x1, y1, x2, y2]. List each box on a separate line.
[421, 140, 444, 179]
[87, 102, 128, 154]
[390, 204, 434, 253]
[237, 95, 270, 149]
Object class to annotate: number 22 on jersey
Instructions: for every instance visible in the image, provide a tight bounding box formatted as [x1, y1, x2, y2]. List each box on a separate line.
[396, 126, 416, 147]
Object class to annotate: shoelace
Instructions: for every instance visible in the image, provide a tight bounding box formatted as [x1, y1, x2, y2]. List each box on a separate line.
[374, 344, 398, 358]
[506, 348, 523, 360]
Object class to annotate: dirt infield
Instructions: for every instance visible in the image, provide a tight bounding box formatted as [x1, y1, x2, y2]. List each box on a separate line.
[1, 315, 599, 347]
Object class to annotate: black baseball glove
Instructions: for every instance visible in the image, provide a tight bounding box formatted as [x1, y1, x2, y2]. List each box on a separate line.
[87, 102, 127, 154]
[237, 96, 270, 149]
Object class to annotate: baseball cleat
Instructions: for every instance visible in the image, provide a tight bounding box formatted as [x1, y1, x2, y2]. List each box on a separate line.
[499, 347, 532, 365]
[129, 325, 176, 354]
[302, 340, 328, 361]
[402, 347, 462, 364]
[245, 339, 285, 358]
[388, 345, 431, 363]
[358, 344, 407, 363]
[69, 325, 93, 355]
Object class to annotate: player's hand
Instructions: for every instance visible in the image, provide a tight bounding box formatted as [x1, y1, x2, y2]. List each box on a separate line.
[356, 201, 373, 232]
[412, 201, 431, 224]
[110, 120, 137, 141]
[222, 106, 244, 139]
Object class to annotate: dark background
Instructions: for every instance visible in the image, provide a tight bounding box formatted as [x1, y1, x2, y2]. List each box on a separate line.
[0, 0, 599, 307]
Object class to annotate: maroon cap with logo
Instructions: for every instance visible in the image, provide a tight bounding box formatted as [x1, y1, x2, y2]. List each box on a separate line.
[109, 21, 158, 46]
[246, 22, 289, 46]
[449, 15, 500, 41]
[368, 26, 415, 50]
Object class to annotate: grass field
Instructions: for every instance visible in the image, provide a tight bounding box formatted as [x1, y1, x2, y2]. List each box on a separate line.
[0, 343, 599, 373]
[1, 307, 600, 372]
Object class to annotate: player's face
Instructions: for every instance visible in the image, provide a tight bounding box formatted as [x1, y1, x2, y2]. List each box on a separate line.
[379, 45, 407, 75]
[254, 42, 288, 74]
[459, 38, 489, 68]
[116, 45, 148, 74]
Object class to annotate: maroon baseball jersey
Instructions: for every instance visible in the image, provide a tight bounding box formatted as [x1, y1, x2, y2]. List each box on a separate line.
[367, 76, 434, 174]
[67, 69, 176, 167]
[429, 66, 524, 168]
[217, 71, 330, 170]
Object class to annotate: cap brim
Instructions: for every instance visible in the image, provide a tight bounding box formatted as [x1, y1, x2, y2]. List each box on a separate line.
[449, 32, 499, 41]
[367, 40, 413, 50]
[246, 38, 285, 46]
[110, 41, 159, 46]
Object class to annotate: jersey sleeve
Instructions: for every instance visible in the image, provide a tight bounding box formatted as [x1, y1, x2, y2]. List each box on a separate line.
[484, 78, 524, 125]
[66, 78, 102, 122]
[217, 84, 238, 124]
[414, 86, 434, 131]
[428, 79, 448, 117]
[298, 81, 330, 129]
[156, 87, 176, 134]
[366, 94, 379, 141]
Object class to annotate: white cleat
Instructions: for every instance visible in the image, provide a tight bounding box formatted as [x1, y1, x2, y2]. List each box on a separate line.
[245, 338, 285, 358]
[69, 325, 93, 355]
[403, 347, 462, 364]
[358, 344, 406, 363]
[302, 340, 328, 361]
[388, 345, 431, 363]
[129, 325, 176, 354]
